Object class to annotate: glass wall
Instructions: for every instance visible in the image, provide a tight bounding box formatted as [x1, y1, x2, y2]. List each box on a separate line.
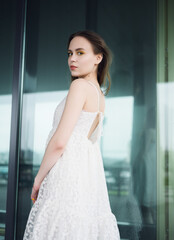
[97, 1, 157, 239]
[16, 0, 157, 239]
[0, 1, 17, 239]
[16, 0, 87, 239]
[0, 0, 174, 240]
[1, 0, 173, 239]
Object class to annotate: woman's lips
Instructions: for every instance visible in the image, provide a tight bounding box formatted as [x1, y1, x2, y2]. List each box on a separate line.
[70, 66, 77, 70]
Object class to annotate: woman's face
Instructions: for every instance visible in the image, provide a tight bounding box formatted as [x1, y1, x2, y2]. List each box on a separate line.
[68, 36, 102, 79]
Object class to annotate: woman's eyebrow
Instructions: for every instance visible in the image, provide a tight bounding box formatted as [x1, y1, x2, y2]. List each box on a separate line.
[68, 48, 85, 51]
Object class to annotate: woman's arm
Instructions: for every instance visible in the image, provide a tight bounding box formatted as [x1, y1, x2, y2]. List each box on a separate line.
[33, 78, 87, 191]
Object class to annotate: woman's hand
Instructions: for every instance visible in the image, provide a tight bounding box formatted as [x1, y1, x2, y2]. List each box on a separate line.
[31, 178, 41, 204]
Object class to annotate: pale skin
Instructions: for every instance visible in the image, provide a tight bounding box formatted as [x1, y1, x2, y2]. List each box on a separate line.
[31, 36, 105, 203]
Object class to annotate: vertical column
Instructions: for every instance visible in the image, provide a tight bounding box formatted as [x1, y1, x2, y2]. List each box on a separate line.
[157, 0, 167, 239]
[168, 0, 174, 239]
[157, 0, 174, 239]
[5, 0, 27, 239]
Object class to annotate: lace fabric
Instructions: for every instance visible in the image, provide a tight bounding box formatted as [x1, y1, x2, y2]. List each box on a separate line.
[23, 92, 120, 239]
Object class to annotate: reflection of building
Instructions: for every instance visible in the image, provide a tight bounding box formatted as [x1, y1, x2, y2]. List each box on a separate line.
[0, 153, 9, 165]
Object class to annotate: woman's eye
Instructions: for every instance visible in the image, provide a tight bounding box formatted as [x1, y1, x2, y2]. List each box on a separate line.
[77, 51, 84, 55]
[67, 51, 84, 56]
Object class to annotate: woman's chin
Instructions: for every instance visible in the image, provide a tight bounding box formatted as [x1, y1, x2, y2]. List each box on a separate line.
[71, 74, 84, 79]
[71, 72, 88, 79]
[71, 73, 79, 77]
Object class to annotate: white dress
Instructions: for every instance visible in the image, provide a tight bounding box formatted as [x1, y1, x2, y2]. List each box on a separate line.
[23, 81, 120, 240]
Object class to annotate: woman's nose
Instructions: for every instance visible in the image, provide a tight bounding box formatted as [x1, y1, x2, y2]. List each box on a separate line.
[70, 53, 77, 62]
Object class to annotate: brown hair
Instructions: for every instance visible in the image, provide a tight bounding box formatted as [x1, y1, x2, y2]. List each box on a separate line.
[67, 30, 112, 95]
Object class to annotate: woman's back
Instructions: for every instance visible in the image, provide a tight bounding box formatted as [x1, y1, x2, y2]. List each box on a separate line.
[83, 80, 105, 114]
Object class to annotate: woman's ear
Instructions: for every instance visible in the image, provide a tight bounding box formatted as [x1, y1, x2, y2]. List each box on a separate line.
[96, 53, 103, 64]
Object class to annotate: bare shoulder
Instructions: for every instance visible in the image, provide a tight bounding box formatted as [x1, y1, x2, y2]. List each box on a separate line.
[67, 79, 87, 101]
[70, 78, 87, 89]
[69, 79, 90, 99]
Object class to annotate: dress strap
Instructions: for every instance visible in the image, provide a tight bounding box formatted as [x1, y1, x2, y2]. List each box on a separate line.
[87, 81, 100, 112]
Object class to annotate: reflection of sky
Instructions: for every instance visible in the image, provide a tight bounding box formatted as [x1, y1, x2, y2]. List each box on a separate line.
[33, 94, 134, 163]
[34, 93, 68, 150]
[103, 96, 134, 163]
[2, 84, 173, 163]
[158, 82, 174, 151]
[0, 93, 134, 164]
[33, 91, 68, 164]
[0, 95, 12, 152]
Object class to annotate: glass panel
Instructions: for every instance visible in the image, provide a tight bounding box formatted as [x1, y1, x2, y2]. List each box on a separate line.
[157, 82, 174, 240]
[17, 0, 157, 239]
[16, 0, 86, 239]
[97, 0, 157, 239]
[0, 0, 17, 239]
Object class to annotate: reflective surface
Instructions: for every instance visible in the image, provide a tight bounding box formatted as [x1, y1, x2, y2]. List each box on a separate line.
[16, 0, 157, 239]
[0, 0, 17, 239]
[157, 83, 174, 240]
[16, 0, 86, 239]
[98, 1, 157, 239]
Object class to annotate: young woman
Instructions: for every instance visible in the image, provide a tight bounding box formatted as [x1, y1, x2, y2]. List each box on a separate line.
[23, 30, 120, 239]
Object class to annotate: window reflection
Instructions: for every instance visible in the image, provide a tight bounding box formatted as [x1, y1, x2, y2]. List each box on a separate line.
[103, 96, 142, 237]
[103, 96, 134, 200]
[103, 96, 134, 161]
[0, 95, 12, 238]
[157, 82, 174, 151]
[158, 82, 174, 206]
[102, 95, 157, 238]
[20, 91, 68, 183]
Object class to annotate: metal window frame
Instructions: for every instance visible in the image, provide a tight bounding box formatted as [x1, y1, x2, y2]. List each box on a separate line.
[157, 0, 174, 239]
[5, 0, 27, 239]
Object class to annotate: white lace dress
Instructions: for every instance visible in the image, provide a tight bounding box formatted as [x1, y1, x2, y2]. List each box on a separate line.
[23, 81, 120, 240]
